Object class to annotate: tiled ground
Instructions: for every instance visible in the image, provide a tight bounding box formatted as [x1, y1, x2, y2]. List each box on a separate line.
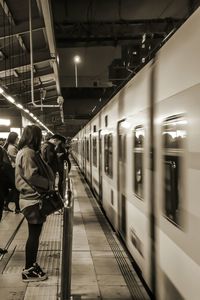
[0, 166, 149, 299]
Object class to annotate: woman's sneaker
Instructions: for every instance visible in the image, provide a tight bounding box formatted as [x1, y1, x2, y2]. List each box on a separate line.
[22, 263, 48, 282]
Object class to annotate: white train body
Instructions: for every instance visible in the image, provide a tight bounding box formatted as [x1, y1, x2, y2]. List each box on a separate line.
[72, 8, 200, 300]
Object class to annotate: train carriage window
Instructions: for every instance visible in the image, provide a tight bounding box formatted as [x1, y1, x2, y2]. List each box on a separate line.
[82, 140, 84, 157]
[108, 134, 113, 177]
[133, 126, 144, 199]
[104, 135, 109, 174]
[93, 137, 97, 167]
[162, 117, 186, 227]
[86, 139, 89, 161]
[104, 133, 113, 177]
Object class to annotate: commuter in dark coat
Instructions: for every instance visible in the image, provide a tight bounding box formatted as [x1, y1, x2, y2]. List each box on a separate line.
[15, 125, 54, 282]
[55, 136, 67, 198]
[65, 145, 71, 174]
[0, 144, 17, 212]
[3, 132, 20, 213]
[41, 133, 58, 176]
[0, 146, 9, 254]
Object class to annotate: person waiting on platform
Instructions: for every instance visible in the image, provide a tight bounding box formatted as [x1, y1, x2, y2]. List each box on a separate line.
[3, 132, 20, 213]
[15, 125, 54, 282]
[41, 133, 58, 178]
[65, 144, 71, 175]
[0, 146, 9, 255]
[55, 134, 67, 198]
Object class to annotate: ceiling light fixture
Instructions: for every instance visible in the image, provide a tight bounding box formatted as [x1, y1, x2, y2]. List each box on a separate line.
[7, 96, 15, 103]
[0, 118, 11, 126]
[16, 103, 23, 109]
[2, 91, 53, 134]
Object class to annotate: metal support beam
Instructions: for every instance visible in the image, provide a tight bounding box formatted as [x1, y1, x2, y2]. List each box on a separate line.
[0, 51, 52, 73]
[13, 82, 56, 95]
[26, 95, 57, 105]
[55, 18, 183, 47]
[0, 18, 45, 40]
[39, 0, 61, 96]
[14, 88, 57, 101]
[3, 68, 54, 86]
[29, 0, 60, 109]
[0, 0, 27, 51]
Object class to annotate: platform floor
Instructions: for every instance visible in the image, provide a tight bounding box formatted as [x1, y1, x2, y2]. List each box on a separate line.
[0, 165, 150, 300]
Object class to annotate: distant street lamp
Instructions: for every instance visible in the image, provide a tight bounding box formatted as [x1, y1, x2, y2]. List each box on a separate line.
[73, 55, 81, 87]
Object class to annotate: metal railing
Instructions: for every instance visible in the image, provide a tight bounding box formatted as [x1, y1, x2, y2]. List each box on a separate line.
[60, 176, 74, 300]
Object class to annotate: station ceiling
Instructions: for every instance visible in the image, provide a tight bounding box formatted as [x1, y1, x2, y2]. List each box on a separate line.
[0, 0, 199, 137]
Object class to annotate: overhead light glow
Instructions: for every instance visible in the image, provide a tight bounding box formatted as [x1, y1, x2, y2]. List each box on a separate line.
[16, 103, 23, 109]
[0, 118, 10, 126]
[57, 54, 59, 64]
[24, 109, 30, 113]
[74, 55, 81, 64]
[7, 95, 15, 103]
[0, 87, 4, 94]
[121, 121, 131, 129]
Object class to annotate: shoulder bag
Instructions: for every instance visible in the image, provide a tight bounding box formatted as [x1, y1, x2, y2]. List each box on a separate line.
[19, 160, 64, 217]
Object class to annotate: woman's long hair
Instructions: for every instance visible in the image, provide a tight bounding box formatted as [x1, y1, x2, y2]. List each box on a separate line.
[4, 132, 18, 150]
[18, 125, 42, 151]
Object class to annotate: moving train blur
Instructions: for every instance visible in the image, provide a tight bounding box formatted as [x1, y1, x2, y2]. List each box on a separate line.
[72, 8, 200, 300]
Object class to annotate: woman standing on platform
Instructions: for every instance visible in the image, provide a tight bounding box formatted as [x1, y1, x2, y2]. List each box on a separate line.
[15, 125, 54, 282]
[4, 132, 19, 167]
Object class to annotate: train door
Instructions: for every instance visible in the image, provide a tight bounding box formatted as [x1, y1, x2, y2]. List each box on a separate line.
[84, 137, 87, 174]
[81, 139, 84, 170]
[117, 120, 127, 239]
[89, 134, 92, 184]
[98, 130, 102, 202]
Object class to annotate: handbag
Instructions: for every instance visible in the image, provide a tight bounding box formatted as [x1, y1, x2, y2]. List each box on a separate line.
[20, 174, 64, 216]
[39, 190, 64, 216]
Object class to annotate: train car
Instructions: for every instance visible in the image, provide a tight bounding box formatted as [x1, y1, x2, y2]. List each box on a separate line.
[72, 8, 200, 300]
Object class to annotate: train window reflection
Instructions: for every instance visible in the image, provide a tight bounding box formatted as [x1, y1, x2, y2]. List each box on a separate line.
[162, 116, 186, 227]
[134, 127, 144, 148]
[163, 119, 186, 149]
[133, 126, 144, 199]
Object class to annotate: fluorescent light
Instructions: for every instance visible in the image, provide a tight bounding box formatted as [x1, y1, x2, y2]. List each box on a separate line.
[24, 109, 30, 113]
[29, 113, 34, 117]
[0, 118, 10, 126]
[7, 96, 15, 103]
[16, 103, 23, 109]
[0, 87, 4, 94]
